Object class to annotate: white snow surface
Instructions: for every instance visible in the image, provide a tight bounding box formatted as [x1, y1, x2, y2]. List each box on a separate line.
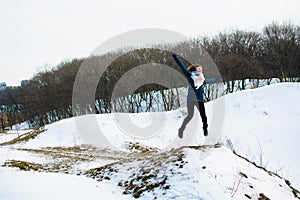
[0, 168, 131, 200]
[0, 82, 299, 199]
[221, 83, 300, 188]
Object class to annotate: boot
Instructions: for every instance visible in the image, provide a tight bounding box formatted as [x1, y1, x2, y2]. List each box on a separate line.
[203, 126, 208, 137]
[178, 128, 184, 139]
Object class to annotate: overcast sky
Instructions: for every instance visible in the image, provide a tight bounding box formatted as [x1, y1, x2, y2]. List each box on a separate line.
[1, 0, 300, 86]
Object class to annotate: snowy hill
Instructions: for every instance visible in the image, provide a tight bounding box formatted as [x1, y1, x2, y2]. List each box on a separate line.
[0, 83, 300, 199]
[221, 83, 300, 189]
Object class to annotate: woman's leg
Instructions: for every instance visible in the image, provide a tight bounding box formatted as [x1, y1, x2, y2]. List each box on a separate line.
[178, 101, 195, 138]
[197, 102, 208, 136]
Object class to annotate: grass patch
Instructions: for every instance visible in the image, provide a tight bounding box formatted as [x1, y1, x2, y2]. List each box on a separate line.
[84, 144, 189, 198]
[3, 142, 219, 198]
[0, 128, 45, 146]
[258, 193, 270, 200]
[2, 160, 44, 171]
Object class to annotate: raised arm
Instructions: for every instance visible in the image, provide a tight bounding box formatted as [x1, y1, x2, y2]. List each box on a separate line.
[172, 54, 191, 79]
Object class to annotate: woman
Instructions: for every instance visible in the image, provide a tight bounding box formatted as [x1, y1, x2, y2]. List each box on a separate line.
[172, 54, 208, 138]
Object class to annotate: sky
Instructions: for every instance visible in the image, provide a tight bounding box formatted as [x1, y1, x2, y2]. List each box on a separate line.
[0, 0, 300, 86]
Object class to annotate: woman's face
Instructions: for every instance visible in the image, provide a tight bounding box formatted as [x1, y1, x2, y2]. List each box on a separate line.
[196, 66, 203, 73]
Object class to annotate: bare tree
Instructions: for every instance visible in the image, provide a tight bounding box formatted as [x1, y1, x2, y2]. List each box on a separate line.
[262, 22, 300, 81]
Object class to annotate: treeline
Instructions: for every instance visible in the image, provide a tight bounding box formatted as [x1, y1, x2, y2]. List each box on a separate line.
[202, 22, 300, 92]
[0, 22, 300, 130]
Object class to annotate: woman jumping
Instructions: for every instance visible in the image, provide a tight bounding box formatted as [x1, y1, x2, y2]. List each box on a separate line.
[172, 54, 208, 138]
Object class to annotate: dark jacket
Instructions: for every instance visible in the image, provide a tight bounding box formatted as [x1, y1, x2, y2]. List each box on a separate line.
[172, 54, 204, 103]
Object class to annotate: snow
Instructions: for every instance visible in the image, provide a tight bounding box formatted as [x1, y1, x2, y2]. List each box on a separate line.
[0, 130, 32, 144]
[221, 83, 300, 188]
[0, 168, 131, 200]
[19, 117, 82, 148]
[0, 82, 299, 199]
[181, 147, 295, 200]
[0, 147, 49, 165]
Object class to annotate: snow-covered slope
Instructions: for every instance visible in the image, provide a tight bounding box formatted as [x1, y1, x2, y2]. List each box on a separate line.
[0, 82, 299, 199]
[221, 83, 300, 189]
[0, 144, 298, 200]
[0, 168, 132, 200]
